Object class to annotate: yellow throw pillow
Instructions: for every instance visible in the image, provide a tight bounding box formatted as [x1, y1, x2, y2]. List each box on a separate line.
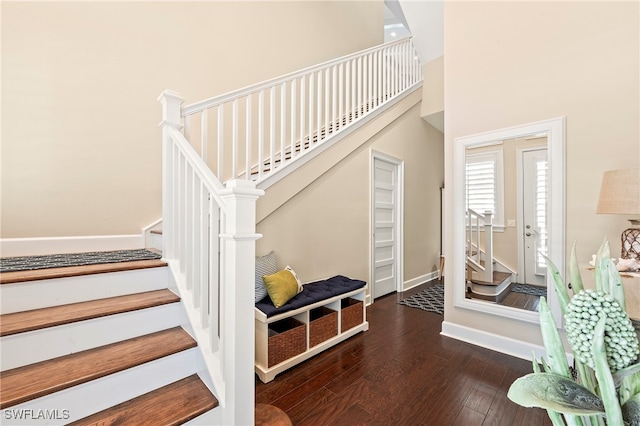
[263, 269, 300, 308]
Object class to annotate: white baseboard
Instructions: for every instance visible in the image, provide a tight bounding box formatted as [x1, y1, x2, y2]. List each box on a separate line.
[403, 271, 439, 291]
[441, 321, 544, 362]
[0, 235, 144, 257]
[440, 321, 573, 364]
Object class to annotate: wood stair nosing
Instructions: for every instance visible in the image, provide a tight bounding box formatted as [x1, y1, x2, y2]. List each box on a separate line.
[69, 374, 218, 426]
[0, 289, 180, 337]
[0, 327, 196, 409]
[0, 259, 168, 285]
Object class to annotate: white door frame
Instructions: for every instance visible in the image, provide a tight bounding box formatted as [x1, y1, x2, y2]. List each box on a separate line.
[516, 145, 547, 285]
[370, 149, 404, 303]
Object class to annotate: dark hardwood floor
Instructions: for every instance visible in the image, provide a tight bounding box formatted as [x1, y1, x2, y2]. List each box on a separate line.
[499, 289, 541, 311]
[255, 280, 552, 425]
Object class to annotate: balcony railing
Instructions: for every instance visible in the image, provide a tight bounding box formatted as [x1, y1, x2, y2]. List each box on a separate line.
[179, 37, 422, 184]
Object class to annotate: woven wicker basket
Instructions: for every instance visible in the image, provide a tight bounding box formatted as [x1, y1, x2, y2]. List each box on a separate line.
[341, 298, 363, 332]
[309, 306, 338, 347]
[268, 317, 306, 367]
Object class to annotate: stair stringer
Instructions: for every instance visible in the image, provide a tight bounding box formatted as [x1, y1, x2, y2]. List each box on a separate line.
[256, 85, 422, 224]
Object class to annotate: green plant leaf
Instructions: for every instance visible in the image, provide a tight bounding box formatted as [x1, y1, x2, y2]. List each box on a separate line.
[508, 372, 605, 415]
[614, 362, 640, 389]
[622, 393, 640, 426]
[539, 297, 572, 378]
[606, 258, 626, 309]
[620, 371, 640, 405]
[593, 315, 625, 425]
[543, 254, 570, 315]
[569, 242, 584, 295]
[594, 239, 610, 293]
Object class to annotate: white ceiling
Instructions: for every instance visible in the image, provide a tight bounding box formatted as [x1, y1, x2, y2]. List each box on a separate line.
[384, 0, 444, 65]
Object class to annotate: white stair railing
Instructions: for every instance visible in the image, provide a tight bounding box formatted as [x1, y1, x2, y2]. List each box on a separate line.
[159, 91, 264, 426]
[157, 38, 421, 423]
[179, 37, 421, 185]
[466, 209, 494, 282]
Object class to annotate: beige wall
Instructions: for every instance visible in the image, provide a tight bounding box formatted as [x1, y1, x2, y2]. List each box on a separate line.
[444, 2, 639, 344]
[1, 1, 383, 238]
[257, 101, 444, 293]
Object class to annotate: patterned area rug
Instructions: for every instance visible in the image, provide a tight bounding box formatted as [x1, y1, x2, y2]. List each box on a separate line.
[398, 284, 444, 315]
[511, 283, 547, 297]
[0, 249, 162, 273]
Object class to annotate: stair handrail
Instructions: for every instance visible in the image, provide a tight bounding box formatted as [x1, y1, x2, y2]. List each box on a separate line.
[178, 37, 422, 184]
[159, 91, 264, 426]
[466, 208, 494, 282]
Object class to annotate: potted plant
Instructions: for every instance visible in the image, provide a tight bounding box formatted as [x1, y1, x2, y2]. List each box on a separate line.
[507, 240, 640, 425]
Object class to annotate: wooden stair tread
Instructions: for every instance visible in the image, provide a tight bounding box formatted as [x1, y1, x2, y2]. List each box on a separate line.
[70, 375, 218, 426]
[0, 289, 180, 337]
[0, 327, 196, 409]
[0, 259, 167, 285]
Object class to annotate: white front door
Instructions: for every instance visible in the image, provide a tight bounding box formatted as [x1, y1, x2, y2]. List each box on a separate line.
[522, 149, 548, 286]
[372, 153, 402, 299]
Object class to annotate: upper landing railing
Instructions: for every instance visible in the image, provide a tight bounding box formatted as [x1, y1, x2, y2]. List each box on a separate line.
[178, 37, 422, 185]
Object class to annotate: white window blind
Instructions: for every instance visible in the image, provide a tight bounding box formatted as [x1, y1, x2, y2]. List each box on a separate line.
[465, 149, 504, 227]
[536, 159, 548, 269]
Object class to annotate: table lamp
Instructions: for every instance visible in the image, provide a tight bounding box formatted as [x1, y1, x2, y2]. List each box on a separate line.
[596, 168, 640, 260]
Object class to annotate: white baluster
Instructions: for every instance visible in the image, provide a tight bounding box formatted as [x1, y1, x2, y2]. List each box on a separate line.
[269, 86, 275, 173]
[338, 63, 344, 130]
[258, 91, 264, 179]
[280, 83, 286, 168]
[308, 73, 314, 147]
[232, 99, 238, 179]
[290, 79, 296, 161]
[299, 76, 306, 153]
[245, 96, 251, 179]
[332, 65, 337, 134]
[201, 109, 208, 164]
[324, 66, 329, 137]
[316, 70, 322, 142]
[217, 106, 224, 179]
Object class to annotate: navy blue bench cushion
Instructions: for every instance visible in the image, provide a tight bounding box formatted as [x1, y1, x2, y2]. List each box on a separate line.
[255, 275, 366, 317]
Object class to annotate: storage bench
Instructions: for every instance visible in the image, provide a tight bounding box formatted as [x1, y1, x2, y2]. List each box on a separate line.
[255, 275, 368, 383]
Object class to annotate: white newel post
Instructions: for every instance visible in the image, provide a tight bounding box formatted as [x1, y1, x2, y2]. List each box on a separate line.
[220, 179, 264, 426]
[158, 90, 185, 260]
[482, 210, 494, 282]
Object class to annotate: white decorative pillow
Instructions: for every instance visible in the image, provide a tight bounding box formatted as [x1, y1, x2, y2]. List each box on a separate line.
[285, 265, 303, 294]
[255, 251, 277, 302]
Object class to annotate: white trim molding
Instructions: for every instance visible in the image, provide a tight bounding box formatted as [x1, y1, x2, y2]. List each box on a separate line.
[440, 321, 573, 364]
[370, 149, 405, 299]
[0, 235, 144, 257]
[403, 272, 439, 291]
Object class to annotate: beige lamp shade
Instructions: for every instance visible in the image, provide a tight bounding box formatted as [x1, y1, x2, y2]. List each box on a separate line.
[596, 168, 640, 215]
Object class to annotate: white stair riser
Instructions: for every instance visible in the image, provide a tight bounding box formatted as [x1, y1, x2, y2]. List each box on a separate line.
[0, 349, 206, 425]
[147, 232, 163, 252]
[1, 304, 186, 371]
[0, 267, 171, 314]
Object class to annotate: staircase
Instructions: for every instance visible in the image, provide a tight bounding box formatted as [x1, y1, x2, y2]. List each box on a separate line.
[0, 256, 220, 424]
[0, 37, 423, 425]
[465, 209, 514, 302]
